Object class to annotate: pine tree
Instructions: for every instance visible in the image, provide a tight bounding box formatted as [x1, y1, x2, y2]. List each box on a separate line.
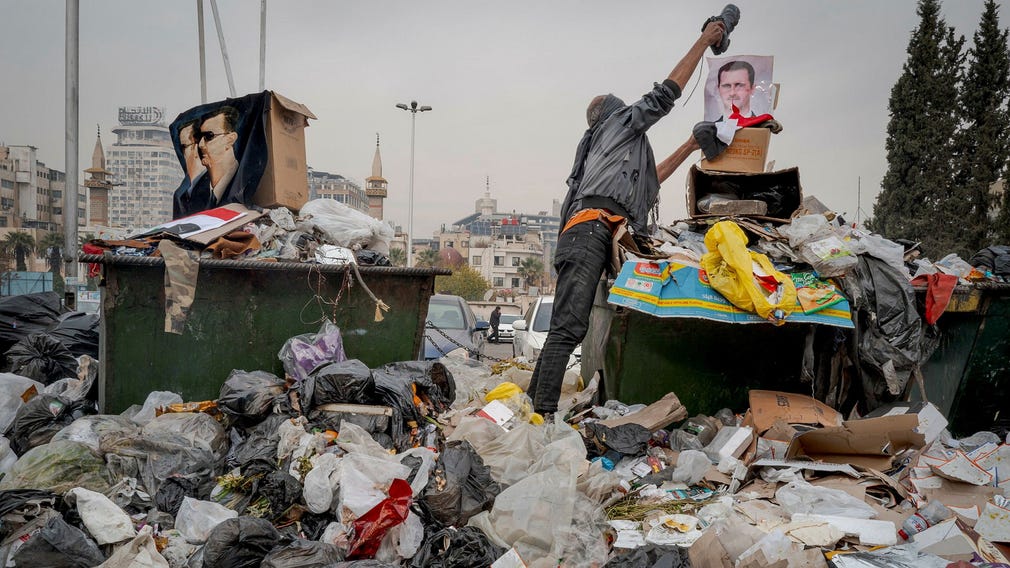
[953, 0, 1010, 255]
[870, 0, 965, 259]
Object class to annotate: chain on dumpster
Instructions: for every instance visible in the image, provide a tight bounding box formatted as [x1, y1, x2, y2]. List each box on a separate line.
[424, 321, 579, 369]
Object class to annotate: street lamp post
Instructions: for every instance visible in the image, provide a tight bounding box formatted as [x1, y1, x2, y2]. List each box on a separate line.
[395, 100, 431, 267]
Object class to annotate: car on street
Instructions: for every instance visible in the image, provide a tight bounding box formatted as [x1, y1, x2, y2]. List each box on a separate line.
[493, 314, 521, 343]
[511, 296, 580, 368]
[422, 294, 489, 360]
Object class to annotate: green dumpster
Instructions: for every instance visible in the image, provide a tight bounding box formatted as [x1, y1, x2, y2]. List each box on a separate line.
[918, 283, 1010, 436]
[82, 254, 447, 413]
[582, 281, 811, 414]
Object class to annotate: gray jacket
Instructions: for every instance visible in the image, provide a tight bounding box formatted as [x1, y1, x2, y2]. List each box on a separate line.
[561, 79, 681, 234]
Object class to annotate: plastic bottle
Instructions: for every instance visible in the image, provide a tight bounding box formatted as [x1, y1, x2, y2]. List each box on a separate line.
[898, 501, 952, 540]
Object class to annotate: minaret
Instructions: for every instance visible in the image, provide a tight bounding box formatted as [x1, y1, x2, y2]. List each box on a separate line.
[365, 133, 388, 220]
[84, 126, 114, 226]
[475, 176, 497, 216]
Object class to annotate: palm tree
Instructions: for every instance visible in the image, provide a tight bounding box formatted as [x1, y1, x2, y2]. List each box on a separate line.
[388, 247, 406, 267]
[415, 249, 439, 268]
[517, 257, 544, 288]
[2, 232, 36, 272]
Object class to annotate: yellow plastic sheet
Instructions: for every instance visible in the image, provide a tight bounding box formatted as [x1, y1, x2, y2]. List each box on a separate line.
[700, 221, 797, 323]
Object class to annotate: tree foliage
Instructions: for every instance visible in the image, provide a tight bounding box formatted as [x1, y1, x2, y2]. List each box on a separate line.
[414, 249, 439, 268]
[953, 0, 1010, 255]
[517, 257, 544, 287]
[870, 0, 965, 258]
[1, 232, 36, 272]
[434, 264, 490, 301]
[388, 247, 406, 267]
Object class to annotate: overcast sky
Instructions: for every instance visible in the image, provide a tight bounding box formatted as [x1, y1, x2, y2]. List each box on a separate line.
[0, 1, 997, 237]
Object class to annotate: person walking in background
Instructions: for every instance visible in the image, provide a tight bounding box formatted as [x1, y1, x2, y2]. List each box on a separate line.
[488, 306, 501, 343]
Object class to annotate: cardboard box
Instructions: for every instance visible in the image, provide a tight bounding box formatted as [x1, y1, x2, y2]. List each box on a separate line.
[253, 91, 317, 212]
[864, 401, 948, 446]
[686, 165, 803, 222]
[749, 390, 843, 434]
[785, 414, 925, 470]
[700, 127, 771, 173]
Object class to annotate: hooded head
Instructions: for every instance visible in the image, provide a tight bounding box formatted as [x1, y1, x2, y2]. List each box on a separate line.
[586, 94, 625, 128]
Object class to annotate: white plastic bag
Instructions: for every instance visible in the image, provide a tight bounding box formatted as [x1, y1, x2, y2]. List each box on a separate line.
[131, 391, 183, 425]
[297, 198, 394, 254]
[303, 452, 342, 514]
[337, 452, 410, 524]
[0, 373, 44, 433]
[66, 487, 136, 545]
[0, 436, 16, 476]
[375, 510, 425, 563]
[670, 450, 711, 486]
[97, 525, 169, 568]
[775, 479, 876, 519]
[175, 497, 238, 544]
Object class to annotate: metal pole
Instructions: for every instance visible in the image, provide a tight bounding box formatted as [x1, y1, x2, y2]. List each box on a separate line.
[259, 0, 266, 91]
[198, 0, 207, 103]
[209, 0, 237, 97]
[64, 0, 79, 279]
[408, 112, 416, 268]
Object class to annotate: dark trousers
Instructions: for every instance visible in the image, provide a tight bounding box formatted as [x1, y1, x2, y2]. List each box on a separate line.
[529, 220, 611, 413]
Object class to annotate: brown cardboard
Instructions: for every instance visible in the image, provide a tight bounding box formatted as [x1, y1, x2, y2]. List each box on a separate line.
[253, 91, 317, 212]
[923, 481, 1001, 511]
[700, 127, 772, 173]
[688, 529, 734, 568]
[749, 390, 843, 434]
[786, 414, 925, 471]
[598, 391, 687, 431]
[686, 166, 803, 222]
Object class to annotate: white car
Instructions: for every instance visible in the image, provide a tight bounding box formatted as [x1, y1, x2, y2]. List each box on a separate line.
[511, 296, 580, 368]
[494, 314, 520, 343]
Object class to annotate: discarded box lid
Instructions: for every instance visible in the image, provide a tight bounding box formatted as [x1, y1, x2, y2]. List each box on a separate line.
[785, 414, 925, 470]
[699, 127, 771, 174]
[864, 401, 948, 447]
[748, 390, 843, 434]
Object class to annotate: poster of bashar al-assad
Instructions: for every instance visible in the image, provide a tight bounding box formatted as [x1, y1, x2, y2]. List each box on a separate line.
[703, 55, 774, 122]
[170, 92, 271, 219]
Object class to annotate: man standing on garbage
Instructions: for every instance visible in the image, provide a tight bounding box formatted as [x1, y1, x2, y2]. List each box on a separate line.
[528, 15, 735, 418]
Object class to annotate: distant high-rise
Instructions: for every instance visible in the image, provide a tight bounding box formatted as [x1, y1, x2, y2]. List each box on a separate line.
[307, 168, 368, 213]
[106, 106, 182, 229]
[364, 134, 388, 220]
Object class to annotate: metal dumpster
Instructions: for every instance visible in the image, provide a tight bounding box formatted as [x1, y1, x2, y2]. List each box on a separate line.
[582, 281, 812, 414]
[82, 254, 447, 413]
[918, 283, 1010, 436]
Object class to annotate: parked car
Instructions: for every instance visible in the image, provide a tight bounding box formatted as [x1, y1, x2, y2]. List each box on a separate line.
[494, 314, 521, 343]
[511, 296, 580, 368]
[422, 294, 489, 360]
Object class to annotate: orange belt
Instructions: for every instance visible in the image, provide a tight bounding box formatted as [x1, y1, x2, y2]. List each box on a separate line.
[562, 208, 625, 234]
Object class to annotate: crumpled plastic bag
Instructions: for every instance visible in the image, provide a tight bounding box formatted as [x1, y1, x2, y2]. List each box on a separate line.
[419, 440, 501, 527]
[278, 319, 348, 384]
[51, 414, 139, 453]
[217, 369, 286, 424]
[176, 497, 239, 544]
[700, 221, 797, 321]
[0, 440, 110, 494]
[604, 543, 691, 567]
[297, 197, 394, 254]
[201, 516, 280, 568]
[9, 393, 96, 455]
[582, 422, 652, 458]
[669, 449, 711, 486]
[66, 487, 136, 545]
[4, 332, 79, 384]
[305, 358, 375, 407]
[775, 479, 876, 519]
[410, 526, 505, 568]
[260, 539, 346, 567]
[348, 478, 413, 559]
[0, 373, 44, 433]
[11, 514, 107, 567]
[96, 525, 169, 568]
[131, 391, 184, 425]
[338, 452, 411, 524]
[303, 452, 342, 514]
[375, 510, 425, 564]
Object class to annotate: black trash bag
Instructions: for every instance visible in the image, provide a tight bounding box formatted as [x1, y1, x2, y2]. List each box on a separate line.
[307, 407, 390, 438]
[228, 414, 289, 474]
[355, 250, 391, 266]
[410, 526, 505, 568]
[304, 359, 375, 407]
[582, 422, 652, 458]
[155, 476, 200, 516]
[419, 440, 501, 527]
[0, 292, 67, 356]
[330, 562, 398, 568]
[202, 516, 281, 568]
[970, 245, 1010, 275]
[250, 470, 302, 517]
[0, 489, 57, 519]
[605, 544, 691, 567]
[5, 333, 79, 384]
[9, 394, 96, 455]
[218, 370, 286, 424]
[260, 540, 345, 567]
[274, 511, 331, 541]
[371, 361, 455, 450]
[46, 312, 100, 359]
[10, 514, 106, 568]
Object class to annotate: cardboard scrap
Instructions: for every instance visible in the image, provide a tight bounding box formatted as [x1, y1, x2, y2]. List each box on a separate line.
[792, 514, 897, 546]
[598, 391, 687, 431]
[975, 495, 1010, 543]
[931, 451, 994, 486]
[865, 402, 948, 446]
[749, 390, 843, 434]
[786, 414, 925, 470]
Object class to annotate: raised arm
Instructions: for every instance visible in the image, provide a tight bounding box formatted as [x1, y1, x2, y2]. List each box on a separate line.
[668, 22, 725, 91]
[657, 135, 701, 184]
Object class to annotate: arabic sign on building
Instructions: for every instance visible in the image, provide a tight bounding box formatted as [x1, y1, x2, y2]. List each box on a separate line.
[118, 106, 166, 126]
